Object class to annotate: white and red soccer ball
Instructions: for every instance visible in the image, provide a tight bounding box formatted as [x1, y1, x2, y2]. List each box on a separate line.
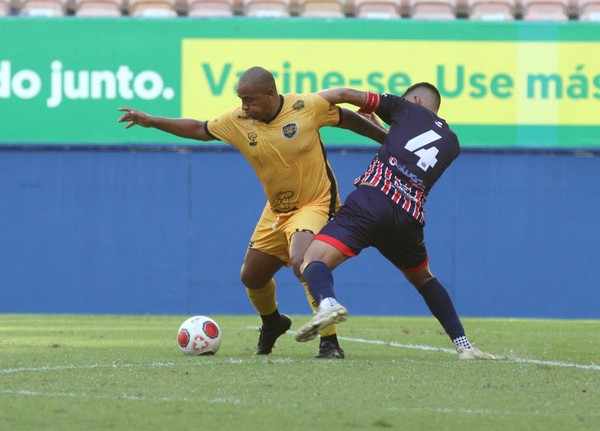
[177, 316, 222, 355]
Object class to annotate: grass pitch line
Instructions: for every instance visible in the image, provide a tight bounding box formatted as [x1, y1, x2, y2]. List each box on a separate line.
[244, 325, 600, 371]
[334, 333, 600, 371]
[0, 358, 287, 375]
[0, 362, 169, 374]
[506, 357, 600, 371]
[337, 334, 457, 354]
[0, 389, 244, 404]
[0, 361, 219, 374]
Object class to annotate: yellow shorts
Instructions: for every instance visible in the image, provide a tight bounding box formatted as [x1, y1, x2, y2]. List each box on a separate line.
[249, 202, 338, 265]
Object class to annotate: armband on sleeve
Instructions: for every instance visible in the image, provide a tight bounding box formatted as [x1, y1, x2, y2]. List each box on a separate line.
[358, 92, 381, 114]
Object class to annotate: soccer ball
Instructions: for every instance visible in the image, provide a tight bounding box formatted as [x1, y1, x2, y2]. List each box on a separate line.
[177, 315, 222, 356]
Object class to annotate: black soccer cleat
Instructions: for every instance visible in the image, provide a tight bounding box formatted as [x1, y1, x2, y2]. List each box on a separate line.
[314, 340, 345, 359]
[254, 314, 292, 355]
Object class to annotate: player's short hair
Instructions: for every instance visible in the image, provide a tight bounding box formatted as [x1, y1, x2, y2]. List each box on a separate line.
[402, 82, 441, 111]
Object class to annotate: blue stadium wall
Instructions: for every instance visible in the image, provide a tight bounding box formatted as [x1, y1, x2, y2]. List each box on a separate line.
[1, 147, 598, 319]
[2, 18, 599, 319]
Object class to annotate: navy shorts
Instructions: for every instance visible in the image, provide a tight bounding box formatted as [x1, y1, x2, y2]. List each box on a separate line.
[316, 185, 428, 272]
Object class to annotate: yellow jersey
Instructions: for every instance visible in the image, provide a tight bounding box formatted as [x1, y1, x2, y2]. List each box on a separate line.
[206, 93, 341, 215]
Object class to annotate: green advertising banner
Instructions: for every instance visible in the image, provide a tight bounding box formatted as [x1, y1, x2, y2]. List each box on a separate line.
[1, 18, 599, 149]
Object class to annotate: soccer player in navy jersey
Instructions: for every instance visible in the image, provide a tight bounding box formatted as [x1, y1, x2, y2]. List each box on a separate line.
[295, 83, 495, 360]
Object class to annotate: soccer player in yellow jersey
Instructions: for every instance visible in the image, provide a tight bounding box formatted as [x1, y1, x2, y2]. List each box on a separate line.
[118, 66, 387, 358]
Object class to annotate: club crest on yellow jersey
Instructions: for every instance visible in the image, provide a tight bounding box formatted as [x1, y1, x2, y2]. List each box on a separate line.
[282, 123, 298, 139]
[292, 100, 305, 110]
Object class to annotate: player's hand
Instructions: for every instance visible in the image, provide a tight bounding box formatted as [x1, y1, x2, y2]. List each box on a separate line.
[358, 112, 387, 132]
[117, 107, 151, 129]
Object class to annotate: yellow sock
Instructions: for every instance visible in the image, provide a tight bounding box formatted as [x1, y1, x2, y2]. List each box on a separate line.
[301, 281, 337, 337]
[246, 279, 277, 316]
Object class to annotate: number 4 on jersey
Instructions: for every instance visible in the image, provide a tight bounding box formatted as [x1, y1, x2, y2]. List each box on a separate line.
[405, 130, 441, 171]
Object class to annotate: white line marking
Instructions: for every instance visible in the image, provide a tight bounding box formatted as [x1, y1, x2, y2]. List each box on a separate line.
[386, 406, 599, 418]
[0, 361, 217, 374]
[1, 331, 598, 375]
[335, 333, 600, 371]
[506, 357, 600, 371]
[0, 389, 243, 404]
[248, 325, 600, 370]
[337, 335, 457, 354]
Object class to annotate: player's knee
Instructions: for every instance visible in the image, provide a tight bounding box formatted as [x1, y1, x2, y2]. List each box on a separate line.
[403, 268, 435, 292]
[290, 258, 303, 281]
[240, 266, 263, 290]
[299, 259, 311, 275]
[413, 277, 434, 292]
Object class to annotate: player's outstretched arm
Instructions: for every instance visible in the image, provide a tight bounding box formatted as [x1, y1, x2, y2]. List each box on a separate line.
[339, 108, 387, 145]
[117, 108, 212, 141]
[318, 88, 366, 108]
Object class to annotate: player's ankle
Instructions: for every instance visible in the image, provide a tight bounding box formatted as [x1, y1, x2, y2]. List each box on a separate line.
[319, 297, 339, 310]
[452, 335, 472, 351]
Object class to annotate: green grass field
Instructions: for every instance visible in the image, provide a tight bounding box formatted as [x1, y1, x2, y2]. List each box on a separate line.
[1, 314, 598, 431]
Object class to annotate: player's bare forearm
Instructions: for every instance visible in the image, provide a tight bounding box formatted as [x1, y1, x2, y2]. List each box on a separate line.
[318, 88, 366, 108]
[148, 117, 209, 141]
[117, 108, 211, 141]
[339, 108, 387, 145]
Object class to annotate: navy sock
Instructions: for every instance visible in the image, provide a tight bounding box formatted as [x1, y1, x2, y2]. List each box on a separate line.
[419, 278, 465, 340]
[302, 261, 336, 303]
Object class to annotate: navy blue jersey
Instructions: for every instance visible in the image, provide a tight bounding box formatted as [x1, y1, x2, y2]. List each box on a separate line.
[354, 94, 460, 223]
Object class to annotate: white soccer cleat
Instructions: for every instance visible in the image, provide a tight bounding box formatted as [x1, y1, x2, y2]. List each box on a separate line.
[457, 346, 496, 360]
[295, 303, 348, 342]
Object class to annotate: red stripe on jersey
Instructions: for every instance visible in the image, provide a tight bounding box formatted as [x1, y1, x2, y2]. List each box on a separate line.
[413, 190, 424, 220]
[382, 168, 392, 194]
[315, 233, 357, 257]
[370, 162, 383, 186]
[355, 158, 427, 224]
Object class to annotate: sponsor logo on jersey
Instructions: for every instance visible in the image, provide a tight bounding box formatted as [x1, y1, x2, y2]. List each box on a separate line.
[292, 100, 305, 110]
[274, 191, 299, 213]
[248, 132, 258, 146]
[282, 123, 298, 139]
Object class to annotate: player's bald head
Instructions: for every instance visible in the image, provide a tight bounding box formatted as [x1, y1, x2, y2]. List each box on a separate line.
[236, 67, 281, 122]
[402, 82, 441, 113]
[238, 66, 277, 94]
